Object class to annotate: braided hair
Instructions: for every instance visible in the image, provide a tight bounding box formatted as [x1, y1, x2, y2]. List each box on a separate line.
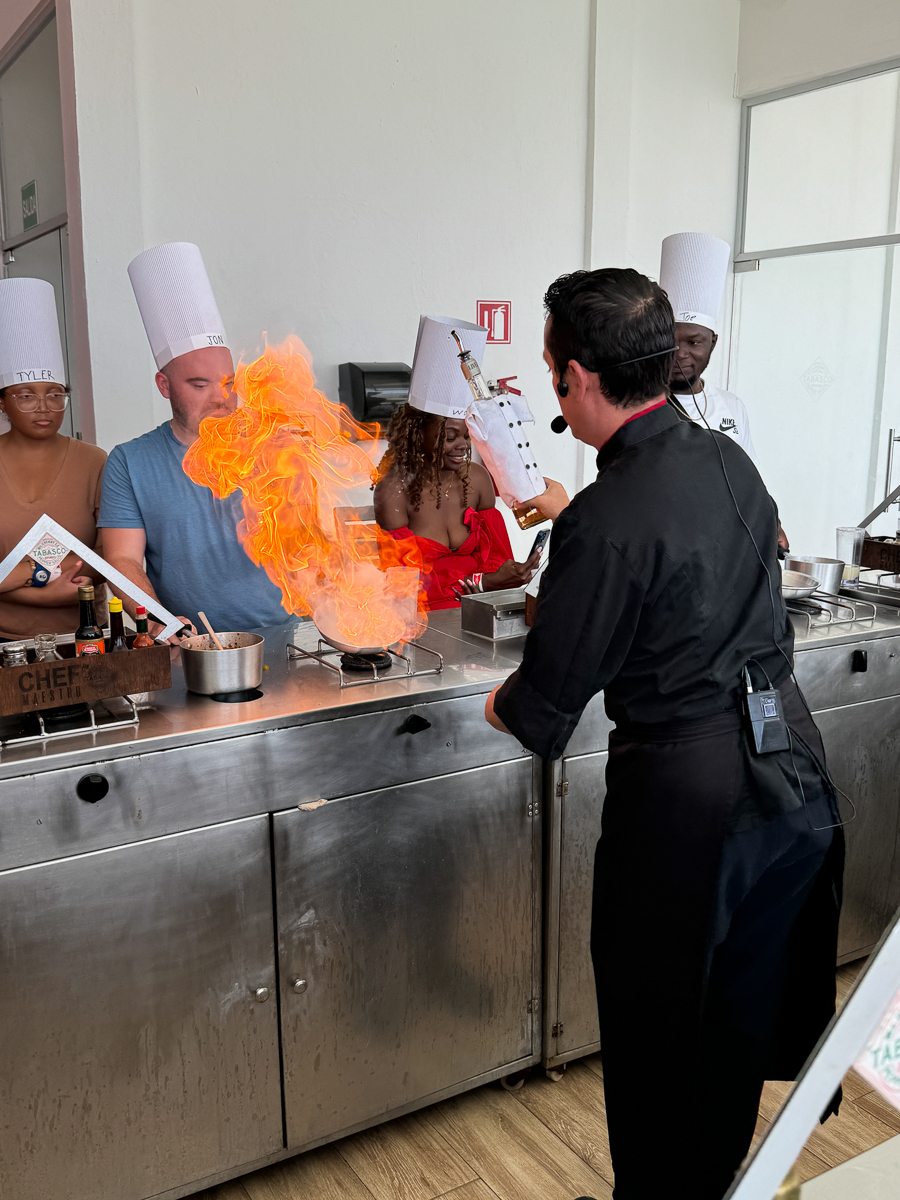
[374, 404, 470, 512]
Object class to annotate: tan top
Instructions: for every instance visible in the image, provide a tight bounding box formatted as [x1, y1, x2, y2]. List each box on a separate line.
[0, 438, 106, 640]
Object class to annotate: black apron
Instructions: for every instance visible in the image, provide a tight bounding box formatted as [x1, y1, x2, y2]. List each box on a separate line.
[591, 680, 844, 1200]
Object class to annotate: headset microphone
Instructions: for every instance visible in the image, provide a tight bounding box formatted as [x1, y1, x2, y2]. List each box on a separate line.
[551, 415, 568, 434]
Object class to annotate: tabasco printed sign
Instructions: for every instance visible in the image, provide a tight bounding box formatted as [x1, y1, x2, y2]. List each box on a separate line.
[477, 301, 511, 345]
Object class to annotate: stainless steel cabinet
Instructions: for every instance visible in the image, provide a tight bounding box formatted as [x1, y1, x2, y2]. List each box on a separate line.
[0, 816, 283, 1200]
[275, 758, 540, 1148]
[815, 695, 900, 962]
[543, 751, 606, 1069]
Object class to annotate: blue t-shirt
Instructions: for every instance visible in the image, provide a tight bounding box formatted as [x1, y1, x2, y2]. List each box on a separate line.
[97, 422, 290, 632]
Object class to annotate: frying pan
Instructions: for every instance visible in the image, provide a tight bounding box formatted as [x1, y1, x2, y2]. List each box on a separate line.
[781, 570, 820, 601]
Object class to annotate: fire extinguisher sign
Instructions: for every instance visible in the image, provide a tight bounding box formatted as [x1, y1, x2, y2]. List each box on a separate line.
[477, 301, 511, 345]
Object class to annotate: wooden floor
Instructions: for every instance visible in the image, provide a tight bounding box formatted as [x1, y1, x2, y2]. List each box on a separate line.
[193, 962, 897, 1200]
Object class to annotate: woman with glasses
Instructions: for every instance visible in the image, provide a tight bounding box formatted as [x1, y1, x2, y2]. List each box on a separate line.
[0, 278, 104, 641]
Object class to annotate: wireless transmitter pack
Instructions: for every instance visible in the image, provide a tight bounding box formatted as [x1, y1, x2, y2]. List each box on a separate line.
[742, 667, 790, 755]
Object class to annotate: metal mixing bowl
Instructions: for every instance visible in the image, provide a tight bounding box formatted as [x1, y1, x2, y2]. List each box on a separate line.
[179, 632, 265, 694]
[781, 571, 820, 600]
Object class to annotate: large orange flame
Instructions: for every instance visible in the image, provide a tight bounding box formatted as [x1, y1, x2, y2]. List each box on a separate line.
[184, 337, 425, 649]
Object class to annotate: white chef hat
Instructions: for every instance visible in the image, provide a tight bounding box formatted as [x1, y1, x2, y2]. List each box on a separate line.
[127, 241, 229, 370]
[659, 232, 731, 334]
[408, 315, 487, 419]
[0, 277, 66, 390]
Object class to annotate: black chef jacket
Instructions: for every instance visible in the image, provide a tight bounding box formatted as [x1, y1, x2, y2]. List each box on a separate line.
[494, 400, 843, 1199]
[494, 401, 793, 756]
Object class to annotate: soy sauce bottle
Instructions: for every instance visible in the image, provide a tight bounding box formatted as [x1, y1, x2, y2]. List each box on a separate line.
[75, 585, 105, 655]
[132, 605, 155, 648]
[108, 596, 129, 652]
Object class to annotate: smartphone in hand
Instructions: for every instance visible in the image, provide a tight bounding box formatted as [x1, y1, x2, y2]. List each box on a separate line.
[528, 528, 551, 559]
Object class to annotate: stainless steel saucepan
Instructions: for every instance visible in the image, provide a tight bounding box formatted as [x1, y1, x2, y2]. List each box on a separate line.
[783, 556, 844, 595]
[180, 632, 265, 694]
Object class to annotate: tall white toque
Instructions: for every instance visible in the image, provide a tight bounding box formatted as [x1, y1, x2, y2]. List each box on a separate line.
[659, 232, 731, 335]
[0, 277, 66, 390]
[127, 241, 229, 370]
[408, 315, 488, 420]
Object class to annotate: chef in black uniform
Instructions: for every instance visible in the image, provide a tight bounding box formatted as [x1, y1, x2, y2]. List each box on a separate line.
[485, 268, 843, 1200]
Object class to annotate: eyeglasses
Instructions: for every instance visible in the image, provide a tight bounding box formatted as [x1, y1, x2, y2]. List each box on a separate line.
[4, 391, 69, 412]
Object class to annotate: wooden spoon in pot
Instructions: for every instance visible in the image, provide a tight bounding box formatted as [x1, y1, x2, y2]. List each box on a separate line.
[198, 610, 225, 651]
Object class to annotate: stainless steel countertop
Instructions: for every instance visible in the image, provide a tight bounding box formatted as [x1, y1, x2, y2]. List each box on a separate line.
[0, 612, 521, 782]
[3, 599, 899, 784]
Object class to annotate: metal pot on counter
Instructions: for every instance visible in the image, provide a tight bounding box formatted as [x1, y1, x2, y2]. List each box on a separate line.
[179, 632, 265, 694]
[783, 556, 844, 595]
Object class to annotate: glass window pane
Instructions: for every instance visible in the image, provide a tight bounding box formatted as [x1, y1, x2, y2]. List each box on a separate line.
[744, 71, 900, 252]
[868, 249, 900, 539]
[0, 18, 66, 240]
[729, 247, 889, 555]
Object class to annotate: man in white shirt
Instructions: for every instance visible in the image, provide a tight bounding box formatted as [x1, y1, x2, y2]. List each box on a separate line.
[669, 321, 757, 462]
[661, 231, 789, 547]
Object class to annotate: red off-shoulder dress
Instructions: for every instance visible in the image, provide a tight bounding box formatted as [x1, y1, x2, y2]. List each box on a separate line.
[387, 506, 513, 610]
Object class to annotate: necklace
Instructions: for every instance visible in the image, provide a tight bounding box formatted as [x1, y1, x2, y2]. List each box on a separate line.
[685, 381, 708, 421]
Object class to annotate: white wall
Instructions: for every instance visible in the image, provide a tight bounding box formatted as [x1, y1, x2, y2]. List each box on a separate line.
[590, 0, 742, 391]
[738, 0, 900, 97]
[56, 0, 741, 551]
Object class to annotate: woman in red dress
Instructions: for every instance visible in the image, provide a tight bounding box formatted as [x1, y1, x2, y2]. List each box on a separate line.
[373, 405, 539, 610]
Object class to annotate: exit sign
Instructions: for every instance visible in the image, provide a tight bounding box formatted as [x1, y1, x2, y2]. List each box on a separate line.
[21, 180, 38, 230]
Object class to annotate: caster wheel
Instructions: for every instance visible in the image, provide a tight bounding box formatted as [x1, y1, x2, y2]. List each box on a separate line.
[501, 1069, 528, 1091]
[546, 1065, 566, 1082]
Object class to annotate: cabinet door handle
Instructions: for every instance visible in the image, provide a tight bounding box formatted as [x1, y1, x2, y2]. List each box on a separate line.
[402, 714, 431, 735]
[851, 650, 868, 672]
[76, 774, 110, 803]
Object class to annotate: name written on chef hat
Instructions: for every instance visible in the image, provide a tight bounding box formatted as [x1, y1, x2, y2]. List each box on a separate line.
[408, 315, 488, 420]
[127, 241, 229, 370]
[659, 232, 731, 335]
[0, 277, 66, 390]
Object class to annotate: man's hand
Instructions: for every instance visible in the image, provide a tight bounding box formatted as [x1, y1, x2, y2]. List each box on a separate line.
[524, 477, 570, 523]
[777, 523, 790, 552]
[485, 685, 511, 734]
[149, 616, 196, 645]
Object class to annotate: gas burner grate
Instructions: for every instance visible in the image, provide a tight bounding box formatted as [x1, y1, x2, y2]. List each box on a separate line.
[0, 695, 141, 749]
[285, 638, 443, 688]
[786, 591, 876, 632]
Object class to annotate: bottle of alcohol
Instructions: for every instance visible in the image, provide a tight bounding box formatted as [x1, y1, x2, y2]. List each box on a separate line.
[108, 596, 130, 652]
[132, 605, 155, 648]
[75, 585, 105, 655]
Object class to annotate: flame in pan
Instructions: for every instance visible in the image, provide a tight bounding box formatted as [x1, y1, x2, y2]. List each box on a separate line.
[183, 337, 425, 649]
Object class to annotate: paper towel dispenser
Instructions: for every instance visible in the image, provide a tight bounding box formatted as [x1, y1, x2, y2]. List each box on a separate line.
[339, 362, 411, 422]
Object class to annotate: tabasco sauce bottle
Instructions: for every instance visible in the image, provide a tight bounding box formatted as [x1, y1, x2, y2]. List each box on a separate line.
[132, 605, 155, 648]
[75, 585, 105, 655]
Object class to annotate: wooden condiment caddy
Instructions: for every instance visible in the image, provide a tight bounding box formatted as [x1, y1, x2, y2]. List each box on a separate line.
[0, 641, 171, 717]
[861, 536, 900, 573]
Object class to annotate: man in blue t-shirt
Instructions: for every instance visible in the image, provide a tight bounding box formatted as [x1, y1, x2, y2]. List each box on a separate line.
[99, 241, 289, 636]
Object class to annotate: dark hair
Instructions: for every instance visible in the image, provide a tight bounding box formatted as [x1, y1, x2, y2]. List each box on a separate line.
[373, 404, 470, 512]
[544, 268, 675, 407]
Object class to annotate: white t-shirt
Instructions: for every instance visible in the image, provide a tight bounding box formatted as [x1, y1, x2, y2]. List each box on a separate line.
[672, 382, 757, 465]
